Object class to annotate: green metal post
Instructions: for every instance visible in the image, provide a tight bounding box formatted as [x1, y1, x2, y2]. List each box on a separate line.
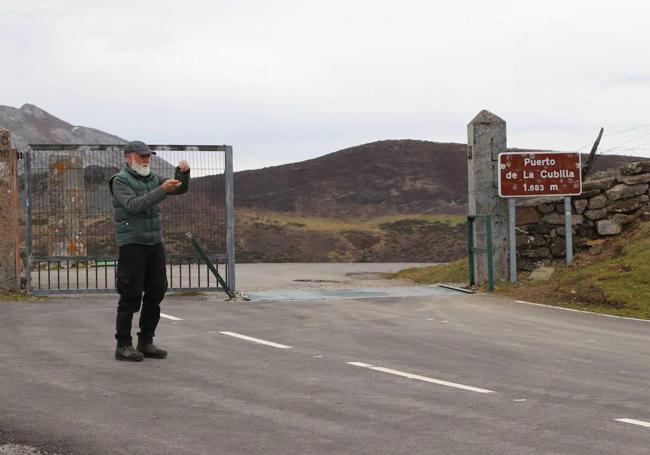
[485, 215, 494, 291]
[467, 216, 475, 286]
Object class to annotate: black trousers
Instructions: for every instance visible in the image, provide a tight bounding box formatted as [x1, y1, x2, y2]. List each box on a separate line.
[115, 243, 168, 347]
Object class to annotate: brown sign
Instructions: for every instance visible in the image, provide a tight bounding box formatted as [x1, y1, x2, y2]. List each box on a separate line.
[498, 152, 582, 197]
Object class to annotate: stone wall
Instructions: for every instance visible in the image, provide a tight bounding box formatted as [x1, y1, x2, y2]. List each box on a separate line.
[516, 161, 650, 271]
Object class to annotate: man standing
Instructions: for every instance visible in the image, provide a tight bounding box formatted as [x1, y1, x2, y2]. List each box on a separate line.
[109, 141, 190, 361]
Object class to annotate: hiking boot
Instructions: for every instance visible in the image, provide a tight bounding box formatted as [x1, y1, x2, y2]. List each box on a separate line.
[115, 345, 144, 362]
[137, 343, 167, 359]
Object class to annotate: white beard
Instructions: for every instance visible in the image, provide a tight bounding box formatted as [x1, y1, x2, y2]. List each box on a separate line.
[130, 161, 150, 177]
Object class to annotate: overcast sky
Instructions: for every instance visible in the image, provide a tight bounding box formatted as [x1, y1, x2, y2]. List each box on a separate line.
[2, 0, 650, 170]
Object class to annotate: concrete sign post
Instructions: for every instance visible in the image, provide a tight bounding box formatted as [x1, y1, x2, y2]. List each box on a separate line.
[498, 151, 582, 268]
[0, 129, 20, 291]
[508, 198, 516, 282]
[467, 110, 509, 284]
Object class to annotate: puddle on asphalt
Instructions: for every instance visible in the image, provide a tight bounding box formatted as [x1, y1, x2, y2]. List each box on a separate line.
[293, 279, 348, 283]
[246, 286, 455, 301]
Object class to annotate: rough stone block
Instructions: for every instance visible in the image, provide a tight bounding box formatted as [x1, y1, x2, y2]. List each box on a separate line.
[520, 247, 551, 259]
[531, 235, 547, 247]
[584, 209, 607, 220]
[528, 266, 555, 281]
[573, 199, 588, 214]
[597, 219, 622, 235]
[542, 212, 583, 225]
[543, 212, 564, 225]
[549, 239, 566, 257]
[516, 207, 540, 225]
[516, 235, 530, 248]
[556, 227, 576, 237]
[607, 198, 642, 213]
[612, 213, 637, 225]
[620, 161, 650, 176]
[588, 194, 607, 210]
[605, 183, 648, 201]
[590, 245, 603, 255]
[537, 203, 555, 214]
[582, 178, 616, 191]
[619, 173, 650, 185]
[575, 189, 602, 200]
[571, 214, 584, 226]
[534, 223, 553, 234]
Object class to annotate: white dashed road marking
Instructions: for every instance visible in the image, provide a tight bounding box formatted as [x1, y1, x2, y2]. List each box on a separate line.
[160, 313, 184, 321]
[220, 331, 292, 349]
[347, 362, 495, 394]
[615, 418, 650, 428]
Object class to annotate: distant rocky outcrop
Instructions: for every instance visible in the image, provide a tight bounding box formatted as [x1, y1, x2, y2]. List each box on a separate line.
[0, 103, 126, 149]
[0, 104, 175, 173]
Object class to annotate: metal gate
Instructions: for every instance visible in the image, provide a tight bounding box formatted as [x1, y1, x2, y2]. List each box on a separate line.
[24, 144, 235, 295]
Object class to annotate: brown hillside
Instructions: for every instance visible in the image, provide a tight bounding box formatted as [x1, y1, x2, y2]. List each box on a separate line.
[191, 140, 642, 218]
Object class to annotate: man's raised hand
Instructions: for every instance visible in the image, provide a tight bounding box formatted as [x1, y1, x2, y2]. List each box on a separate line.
[161, 179, 182, 193]
[178, 160, 190, 173]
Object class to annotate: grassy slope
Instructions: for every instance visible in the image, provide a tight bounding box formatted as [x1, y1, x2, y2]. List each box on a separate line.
[237, 209, 466, 231]
[394, 258, 468, 284]
[393, 220, 650, 320]
[236, 209, 467, 262]
[500, 221, 650, 319]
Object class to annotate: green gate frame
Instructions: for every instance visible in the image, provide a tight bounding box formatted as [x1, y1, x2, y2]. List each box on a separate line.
[467, 214, 494, 291]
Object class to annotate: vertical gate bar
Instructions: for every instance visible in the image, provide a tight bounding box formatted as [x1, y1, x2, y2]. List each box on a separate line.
[224, 146, 236, 291]
[169, 256, 173, 289]
[47, 261, 50, 290]
[486, 215, 495, 292]
[86, 260, 89, 289]
[216, 261, 221, 291]
[508, 198, 517, 283]
[25, 151, 33, 293]
[189, 261, 192, 288]
[467, 216, 475, 286]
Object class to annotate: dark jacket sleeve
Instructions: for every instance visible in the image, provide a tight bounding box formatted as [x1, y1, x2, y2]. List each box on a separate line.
[111, 177, 168, 214]
[162, 167, 190, 196]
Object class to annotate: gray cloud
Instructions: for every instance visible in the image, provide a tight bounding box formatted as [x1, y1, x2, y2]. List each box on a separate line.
[3, 0, 650, 170]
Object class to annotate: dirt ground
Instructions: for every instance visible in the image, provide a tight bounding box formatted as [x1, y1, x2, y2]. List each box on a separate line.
[235, 262, 434, 292]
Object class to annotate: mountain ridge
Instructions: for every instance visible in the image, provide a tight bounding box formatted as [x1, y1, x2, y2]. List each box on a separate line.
[4, 103, 647, 262]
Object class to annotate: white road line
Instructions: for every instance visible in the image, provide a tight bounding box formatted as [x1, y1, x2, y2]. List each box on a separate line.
[220, 331, 292, 349]
[514, 300, 650, 323]
[615, 418, 650, 428]
[160, 313, 184, 321]
[347, 362, 495, 394]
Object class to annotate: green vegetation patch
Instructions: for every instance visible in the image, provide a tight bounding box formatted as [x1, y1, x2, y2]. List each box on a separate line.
[393, 258, 468, 284]
[500, 221, 650, 319]
[0, 291, 39, 302]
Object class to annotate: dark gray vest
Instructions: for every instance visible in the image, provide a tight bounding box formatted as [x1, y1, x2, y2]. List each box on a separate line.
[109, 166, 163, 247]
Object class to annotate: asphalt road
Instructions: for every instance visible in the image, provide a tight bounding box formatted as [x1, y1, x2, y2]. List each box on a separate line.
[1, 290, 650, 454]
